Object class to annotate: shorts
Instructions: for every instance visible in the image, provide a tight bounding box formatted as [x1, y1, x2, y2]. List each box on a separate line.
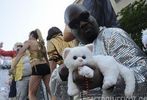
[16, 77, 30, 100]
[32, 63, 50, 76]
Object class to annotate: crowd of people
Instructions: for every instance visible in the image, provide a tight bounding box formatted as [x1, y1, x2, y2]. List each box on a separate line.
[0, 0, 147, 100]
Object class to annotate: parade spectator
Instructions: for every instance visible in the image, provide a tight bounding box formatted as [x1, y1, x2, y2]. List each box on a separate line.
[0, 42, 18, 100]
[46, 27, 77, 100]
[8, 42, 23, 100]
[9, 29, 51, 100]
[9, 42, 32, 100]
[0, 42, 16, 58]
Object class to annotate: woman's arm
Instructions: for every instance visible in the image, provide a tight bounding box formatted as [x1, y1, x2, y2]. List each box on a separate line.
[63, 25, 75, 42]
[49, 61, 57, 73]
[0, 49, 16, 57]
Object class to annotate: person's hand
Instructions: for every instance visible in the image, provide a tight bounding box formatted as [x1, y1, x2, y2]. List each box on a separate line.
[8, 78, 13, 85]
[78, 66, 94, 78]
[9, 68, 15, 76]
[73, 65, 103, 90]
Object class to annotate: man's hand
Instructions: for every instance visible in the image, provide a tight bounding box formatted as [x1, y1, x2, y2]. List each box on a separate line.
[73, 65, 103, 90]
[78, 66, 94, 78]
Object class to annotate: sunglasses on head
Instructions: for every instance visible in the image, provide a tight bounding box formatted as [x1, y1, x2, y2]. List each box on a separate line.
[68, 11, 90, 29]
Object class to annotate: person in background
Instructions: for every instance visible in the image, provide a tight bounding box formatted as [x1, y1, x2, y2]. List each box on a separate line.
[0, 42, 18, 100]
[9, 42, 32, 100]
[46, 27, 77, 100]
[0, 42, 16, 69]
[8, 42, 23, 100]
[0, 42, 16, 58]
[9, 29, 51, 100]
[64, 4, 147, 99]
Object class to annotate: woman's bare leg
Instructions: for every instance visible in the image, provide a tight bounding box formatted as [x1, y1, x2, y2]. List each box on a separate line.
[29, 75, 42, 100]
[43, 74, 51, 95]
[51, 96, 57, 100]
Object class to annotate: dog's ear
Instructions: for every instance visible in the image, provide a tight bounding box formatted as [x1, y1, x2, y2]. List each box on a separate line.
[85, 44, 93, 52]
[62, 48, 70, 59]
[142, 29, 147, 48]
[142, 29, 147, 35]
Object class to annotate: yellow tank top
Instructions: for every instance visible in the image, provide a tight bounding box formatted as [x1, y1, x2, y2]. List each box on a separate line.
[29, 50, 46, 66]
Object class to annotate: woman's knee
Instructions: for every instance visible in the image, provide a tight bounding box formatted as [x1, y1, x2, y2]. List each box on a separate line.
[51, 96, 57, 100]
[29, 89, 36, 96]
[29, 84, 38, 96]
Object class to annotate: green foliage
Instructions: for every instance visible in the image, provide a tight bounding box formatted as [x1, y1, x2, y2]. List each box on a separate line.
[118, 0, 147, 48]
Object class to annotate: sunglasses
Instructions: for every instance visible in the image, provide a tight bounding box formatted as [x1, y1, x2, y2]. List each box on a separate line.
[17, 45, 23, 48]
[68, 11, 90, 29]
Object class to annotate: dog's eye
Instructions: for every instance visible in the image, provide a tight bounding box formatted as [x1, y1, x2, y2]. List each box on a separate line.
[82, 55, 86, 59]
[73, 56, 77, 60]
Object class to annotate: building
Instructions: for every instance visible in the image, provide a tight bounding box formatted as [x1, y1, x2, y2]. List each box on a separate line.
[74, 0, 139, 14]
[73, 0, 84, 4]
[110, 0, 139, 14]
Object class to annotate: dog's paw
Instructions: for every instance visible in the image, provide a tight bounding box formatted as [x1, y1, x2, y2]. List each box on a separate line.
[84, 69, 94, 78]
[102, 80, 116, 90]
[124, 89, 134, 97]
[102, 89, 113, 97]
[68, 88, 79, 96]
[78, 66, 94, 78]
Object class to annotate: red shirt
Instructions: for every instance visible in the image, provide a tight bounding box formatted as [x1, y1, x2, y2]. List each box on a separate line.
[0, 49, 16, 57]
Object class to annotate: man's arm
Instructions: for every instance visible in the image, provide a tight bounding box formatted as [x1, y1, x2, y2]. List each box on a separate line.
[102, 28, 147, 83]
[0, 49, 16, 57]
[63, 25, 75, 42]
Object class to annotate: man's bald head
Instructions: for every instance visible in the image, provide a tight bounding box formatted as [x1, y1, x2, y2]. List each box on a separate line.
[64, 4, 88, 26]
[64, 4, 100, 44]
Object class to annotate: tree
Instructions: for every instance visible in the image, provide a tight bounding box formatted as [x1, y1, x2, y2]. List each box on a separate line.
[118, 0, 147, 48]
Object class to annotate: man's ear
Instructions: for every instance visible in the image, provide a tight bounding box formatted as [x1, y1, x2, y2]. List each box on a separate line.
[85, 43, 93, 52]
[62, 48, 70, 59]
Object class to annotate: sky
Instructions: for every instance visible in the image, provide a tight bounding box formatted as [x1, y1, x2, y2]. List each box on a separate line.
[0, 0, 74, 50]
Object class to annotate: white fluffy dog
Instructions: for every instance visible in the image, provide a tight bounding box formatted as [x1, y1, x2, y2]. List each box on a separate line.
[63, 44, 135, 97]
